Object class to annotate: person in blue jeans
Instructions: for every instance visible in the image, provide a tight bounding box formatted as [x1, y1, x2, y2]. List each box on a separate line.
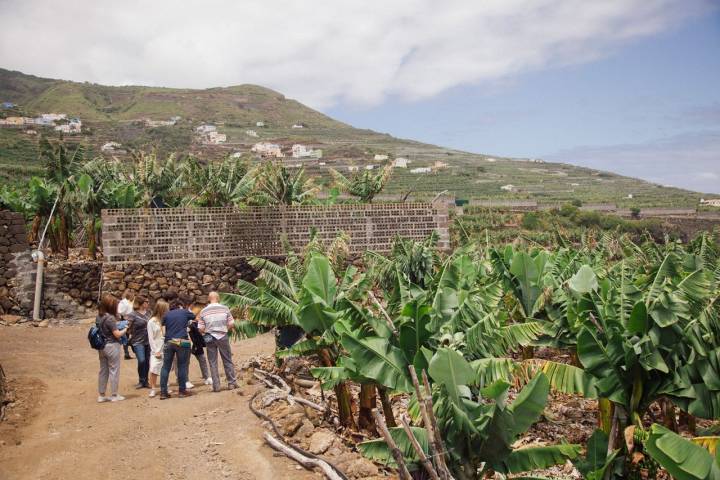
[159, 294, 196, 400]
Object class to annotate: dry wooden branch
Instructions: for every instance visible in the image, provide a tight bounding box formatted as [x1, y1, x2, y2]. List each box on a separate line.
[293, 377, 317, 389]
[264, 432, 344, 480]
[400, 417, 440, 480]
[253, 372, 275, 389]
[422, 369, 453, 480]
[372, 409, 413, 480]
[368, 291, 398, 337]
[256, 368, 292, 393]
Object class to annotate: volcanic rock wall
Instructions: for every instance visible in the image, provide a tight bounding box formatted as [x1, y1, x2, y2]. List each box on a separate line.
[0, 210, 30, 316]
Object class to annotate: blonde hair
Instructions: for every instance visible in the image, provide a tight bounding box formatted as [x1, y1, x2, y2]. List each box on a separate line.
[151, 299, 169, 323]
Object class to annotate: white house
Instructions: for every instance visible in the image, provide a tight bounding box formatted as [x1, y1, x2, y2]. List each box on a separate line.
[256, 121, 265, 127]
[500, 184, 515, 192]
[101, 141, 123, 152]
[245, 130, 258, 137]
[231, 152, 243, 158]
[365, 165, 375, 170]
[291, 123, 304, 129]
[701, 198, 720, 207]
[434, 161, 448, 170]
[196, 124, 217, 134]
[410, 167, 432, 174]
[627, 194, 634, 199]
[41, 113, 66, 122]
[203, 131, 227, 144]
[486, 158, 497, 163]
[252, 142, 284, 158]
[54, 118, 82, 134]
[291, 144, 323, 159]
[374, 154, 389, 161]
[348, 166, 359, 172]
[393, 157, 408, 168]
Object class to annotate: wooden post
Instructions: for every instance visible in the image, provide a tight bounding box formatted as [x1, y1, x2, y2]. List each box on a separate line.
[400, 417, 440, 480]
[372, 409, 412, 480]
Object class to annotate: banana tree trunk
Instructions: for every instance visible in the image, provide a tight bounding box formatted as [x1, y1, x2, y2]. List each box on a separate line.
[358, 383, 377, 432]
[57, 208, 69, 258]
[377, 386, 396, 428]
[29, 215, 41, 243]
[86, 217, 96, 259]
[319, 348, 356, 429]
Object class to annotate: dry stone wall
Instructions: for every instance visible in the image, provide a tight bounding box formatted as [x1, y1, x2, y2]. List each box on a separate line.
[0, 210, 30, 316]
[102, 258, 265, 304]
[101, 203, 450, 264]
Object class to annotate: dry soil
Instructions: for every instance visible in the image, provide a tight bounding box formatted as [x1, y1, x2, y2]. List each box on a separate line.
[0, 325, 317, 480]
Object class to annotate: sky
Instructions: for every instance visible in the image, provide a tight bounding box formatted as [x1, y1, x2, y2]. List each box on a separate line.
[0, 0, 718, 193]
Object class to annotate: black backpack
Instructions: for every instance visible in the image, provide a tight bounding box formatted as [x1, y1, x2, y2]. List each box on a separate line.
[88, 320, 106, 350]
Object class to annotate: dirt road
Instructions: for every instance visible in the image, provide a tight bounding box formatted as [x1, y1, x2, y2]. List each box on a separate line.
[0, 325, 317, 480]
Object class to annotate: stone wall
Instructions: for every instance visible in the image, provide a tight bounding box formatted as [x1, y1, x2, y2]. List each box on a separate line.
[101, 203, 450, 264]
[101, 258, 265, 304]
[0, 210, 30, 316]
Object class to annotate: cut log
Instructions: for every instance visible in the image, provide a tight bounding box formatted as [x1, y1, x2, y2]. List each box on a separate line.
[264, 432, 344, 480]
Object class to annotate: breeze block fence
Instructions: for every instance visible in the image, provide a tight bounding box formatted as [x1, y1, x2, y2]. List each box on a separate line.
[97, 203, 450, 304]
[101, 203, 450, 264]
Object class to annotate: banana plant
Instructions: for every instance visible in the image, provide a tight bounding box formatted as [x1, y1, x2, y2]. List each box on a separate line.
[360, 348, 581, 478]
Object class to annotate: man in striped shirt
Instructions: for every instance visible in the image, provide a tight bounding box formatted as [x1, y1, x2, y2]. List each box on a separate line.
[198, 292, 238, 392]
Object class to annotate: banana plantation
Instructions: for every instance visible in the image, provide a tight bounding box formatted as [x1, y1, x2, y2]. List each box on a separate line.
[225, 231, 720, 480]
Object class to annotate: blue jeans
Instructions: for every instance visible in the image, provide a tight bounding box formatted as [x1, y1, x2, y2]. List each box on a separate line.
[132, 343, 150, 386]
[160, 342, 191, 395]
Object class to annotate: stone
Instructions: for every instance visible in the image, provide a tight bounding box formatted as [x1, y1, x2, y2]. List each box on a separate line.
[1, 314, 22, 324]
[308, 430, 335, 454]
[280, 413, 305, 437]
[296, 419, 314, 439]
[37, 319, 49, 328]
[346, 458, 379, 478]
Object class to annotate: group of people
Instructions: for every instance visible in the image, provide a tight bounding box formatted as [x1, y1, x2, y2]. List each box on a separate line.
[95, 289, 238, 402]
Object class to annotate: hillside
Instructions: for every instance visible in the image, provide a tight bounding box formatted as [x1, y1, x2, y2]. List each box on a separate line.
[0, 68, 703, 207]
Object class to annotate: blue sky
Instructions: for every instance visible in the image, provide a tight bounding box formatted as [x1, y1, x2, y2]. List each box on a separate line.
[327, 10, 720, 194]
[1, 0, 718, 193]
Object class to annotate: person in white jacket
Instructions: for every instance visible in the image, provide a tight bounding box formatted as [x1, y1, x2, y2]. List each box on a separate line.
[147, 299, 169, 398]
[118, 290, 135, 360]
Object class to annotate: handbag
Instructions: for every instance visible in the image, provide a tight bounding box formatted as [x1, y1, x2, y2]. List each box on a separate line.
[203, 333, 214, 344]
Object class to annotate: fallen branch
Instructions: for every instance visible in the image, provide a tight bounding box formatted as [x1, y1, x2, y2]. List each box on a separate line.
[294, 377, 317, 389]
[372, 409, 412, 480]
[264, 432, 345, 480]
[256, 368, 292, 393]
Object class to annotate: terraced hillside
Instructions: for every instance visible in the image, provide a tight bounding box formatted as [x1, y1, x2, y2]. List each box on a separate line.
[0, 68, 704, 207]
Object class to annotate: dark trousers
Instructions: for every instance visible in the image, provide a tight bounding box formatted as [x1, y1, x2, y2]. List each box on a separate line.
[160, 342, 190, 395]
[132, 343, 150, 386]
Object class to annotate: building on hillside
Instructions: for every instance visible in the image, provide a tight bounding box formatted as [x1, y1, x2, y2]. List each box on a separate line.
[627, 194, 634, 199]
[25, 129, 37, 135]
[410, 167, 431, 174]
[374, 154, 389, 161]
[529, 158, 545, 163]
[434, 160, 448, 170]
[40, 113, 67, 122]
[500, 184, 515, 192]
[231, 152, 243, 158]
[0, 116, 26, 126]
[366, 165, 376, 170]
[55, 118, 82, 134]
[291, 123, 304, 129]
[202, 131, 227, 144]
[256, 121, 265, 127]
[195, 124, 217, 134]
[245, 129, 258, 137]
[1, 102, 16, 109]
[700, 198, 720, 207]
[486, 157, 497, 162]
[252, 142, 284, 158]
[145, 117, 179, 127]
[393, 157, 409, 168]
[348, 166, 359, 172]
[292, 144, 322, 159]
[101, 141, 123, 152]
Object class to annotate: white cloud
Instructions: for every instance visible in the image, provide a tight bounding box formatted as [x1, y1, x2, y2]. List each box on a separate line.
[0, 0, 712, 108]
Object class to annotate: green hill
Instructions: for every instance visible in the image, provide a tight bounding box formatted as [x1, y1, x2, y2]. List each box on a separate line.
[0, 68, 703, 207]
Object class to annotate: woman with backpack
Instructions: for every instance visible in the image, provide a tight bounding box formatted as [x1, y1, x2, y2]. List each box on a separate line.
[96, 294, 127, 403]
[147, 299, 169, 398]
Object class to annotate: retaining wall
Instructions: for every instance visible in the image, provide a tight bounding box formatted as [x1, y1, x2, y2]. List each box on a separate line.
[0, 210, 29, 316]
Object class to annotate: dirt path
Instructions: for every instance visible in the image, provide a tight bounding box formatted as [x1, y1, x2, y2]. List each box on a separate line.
[0, 325, 317, 480]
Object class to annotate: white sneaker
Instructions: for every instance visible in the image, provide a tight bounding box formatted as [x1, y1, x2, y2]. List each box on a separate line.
[204, 378, 213, 385]
[109, 395, 126, 402]
[185, 382, 195, 389]
[97, 396, 109, 403]
[149, 389, 156, 398]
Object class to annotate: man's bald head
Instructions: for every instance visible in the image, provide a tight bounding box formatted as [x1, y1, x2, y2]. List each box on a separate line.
[208, 291, 220, 303]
